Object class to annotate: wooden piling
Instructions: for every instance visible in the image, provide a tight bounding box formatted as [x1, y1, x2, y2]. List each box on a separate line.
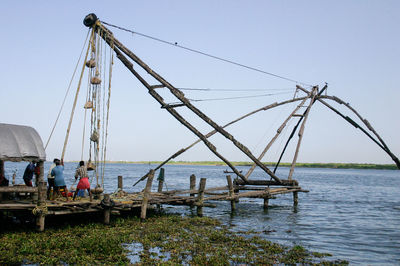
[190, 174, 196, 197]
[35, 180, 47, 232]
[141, 169, 154, 220]
[196, 178, 206, 217]
[103, 194, 111, 225]
[226, 175, 236, 211]
[118, 175, 123, 190]
[263, 198, 269, 209]
[293, 191, 298, 206]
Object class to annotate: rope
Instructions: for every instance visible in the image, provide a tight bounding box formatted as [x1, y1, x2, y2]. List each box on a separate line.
[61, 29, 93, 161]
[45, 29, 91, 150]
[101, 37, 114, 188]
[32, 205, 48, 216]
[101, 20, 313, 87]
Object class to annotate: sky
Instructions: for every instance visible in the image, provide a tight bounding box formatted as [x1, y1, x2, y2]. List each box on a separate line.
[0, 1, 399, 164]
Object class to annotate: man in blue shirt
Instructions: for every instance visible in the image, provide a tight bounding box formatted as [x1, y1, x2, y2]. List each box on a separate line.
[51, 159, 69, 201]
[23, 162, 35, 186]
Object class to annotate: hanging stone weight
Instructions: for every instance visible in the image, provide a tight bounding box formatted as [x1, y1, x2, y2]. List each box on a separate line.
[83, 13, 98, 27]
[91, 76, 102, 85]
[84, 101, 93, 109]
[90, 130, 99, 143]
[86, 58, 96, 68]
[87, 160, 96, 171]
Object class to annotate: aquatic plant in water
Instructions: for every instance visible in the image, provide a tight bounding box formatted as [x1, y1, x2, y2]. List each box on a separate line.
[0, 213, 348, 265]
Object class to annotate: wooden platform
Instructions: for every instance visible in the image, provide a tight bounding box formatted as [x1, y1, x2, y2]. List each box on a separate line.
[0, 172, 307, 231]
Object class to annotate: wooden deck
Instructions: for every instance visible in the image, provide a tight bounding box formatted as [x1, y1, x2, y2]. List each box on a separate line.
[0, 171, 307, 231]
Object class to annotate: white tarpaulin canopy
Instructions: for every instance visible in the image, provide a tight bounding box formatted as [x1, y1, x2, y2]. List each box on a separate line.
[0, 123, 46, 162]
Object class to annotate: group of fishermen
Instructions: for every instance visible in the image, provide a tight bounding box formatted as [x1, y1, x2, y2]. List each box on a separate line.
[16, 160, 92, 202]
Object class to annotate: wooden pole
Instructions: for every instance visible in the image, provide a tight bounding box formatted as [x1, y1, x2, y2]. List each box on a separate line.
[263, 198, 269, 209]
[190, 174, 196, 197]
[143, 96, 308, 177]
[244, 97, 309, 179]
[293, 191, 298, 206]
[36, 178, 46, 232]
[288, 87, 318, 180]
[61, 38, 91, 161]
[103, 194, 111, 225]
[141, 169, 154, 220]
[196, 178, 206, 217]
[226, 175, 236, 211]
[118, 175, 123, 190]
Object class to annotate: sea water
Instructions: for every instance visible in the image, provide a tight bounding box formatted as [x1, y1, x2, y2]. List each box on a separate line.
[4, 162, 400, 264]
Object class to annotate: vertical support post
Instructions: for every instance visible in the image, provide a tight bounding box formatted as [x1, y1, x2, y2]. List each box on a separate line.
[103, 194, 111, 225]
[157, 178, 164, 193]
[36, 178, 47, 232]
[118, 175, 123, 190]
[293, 191, 298, 206]
[263, 198, 269, 209]
[157, 168, 164, 193]
[190, 174, 196, 197]
[226, 175, 236, 211]
[141, 169, 154, 220]
[196, 178, 206, 217]
[263, 187, 270, 209]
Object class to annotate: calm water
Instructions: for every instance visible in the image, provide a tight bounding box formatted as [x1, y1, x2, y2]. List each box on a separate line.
[4, 162, 400, 265]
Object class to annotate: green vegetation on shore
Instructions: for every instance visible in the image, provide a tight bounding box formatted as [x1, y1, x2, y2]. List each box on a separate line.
[0, 214, 347, 265]
[105, 160, 397, 170]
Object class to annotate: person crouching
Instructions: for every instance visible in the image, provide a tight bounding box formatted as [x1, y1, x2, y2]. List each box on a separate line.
[73, 161, 92, 201]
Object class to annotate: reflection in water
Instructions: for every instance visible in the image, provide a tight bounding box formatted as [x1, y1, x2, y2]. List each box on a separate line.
[4, 162, 400, 264]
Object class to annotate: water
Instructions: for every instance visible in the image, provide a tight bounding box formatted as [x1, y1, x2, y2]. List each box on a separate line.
[4, 162, 400, 265]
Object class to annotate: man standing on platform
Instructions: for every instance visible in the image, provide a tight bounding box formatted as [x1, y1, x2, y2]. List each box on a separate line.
[51, 159, 69, 201]
[47, 158, 57, 200]
[23, 161, 35, 186]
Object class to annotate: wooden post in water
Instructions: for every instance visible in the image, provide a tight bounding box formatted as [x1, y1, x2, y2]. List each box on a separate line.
[103, 194, 111, 225]
[226, 175, 236, 211]
[157, 168, 164, 193]
[263, 198, 269, 209]
[141, 169, 154, 220]
[196, 178, 206, 217]
[263, 187, 270, 209]
[118, 176, 123, 190]
[293, 191, 298, 206]
[190, 174, 196, 197]
[35, 161, 46, 232]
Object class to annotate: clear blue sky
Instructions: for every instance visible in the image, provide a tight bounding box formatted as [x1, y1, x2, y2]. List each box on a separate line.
[0, 1, 399, 164]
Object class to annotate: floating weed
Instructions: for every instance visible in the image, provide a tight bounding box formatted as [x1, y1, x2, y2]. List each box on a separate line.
[0, 213, 347, 265]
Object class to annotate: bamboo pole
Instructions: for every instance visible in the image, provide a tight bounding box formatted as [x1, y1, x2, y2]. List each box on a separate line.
[61, 34, 92, 161]
[288, 87, 318, 180]
[318, 96, 400, 169]
[140, 96, 308, 179]
[196, 178, 206, 216]
[244, 96, 310, 179]
[141, 170, 154, 220]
